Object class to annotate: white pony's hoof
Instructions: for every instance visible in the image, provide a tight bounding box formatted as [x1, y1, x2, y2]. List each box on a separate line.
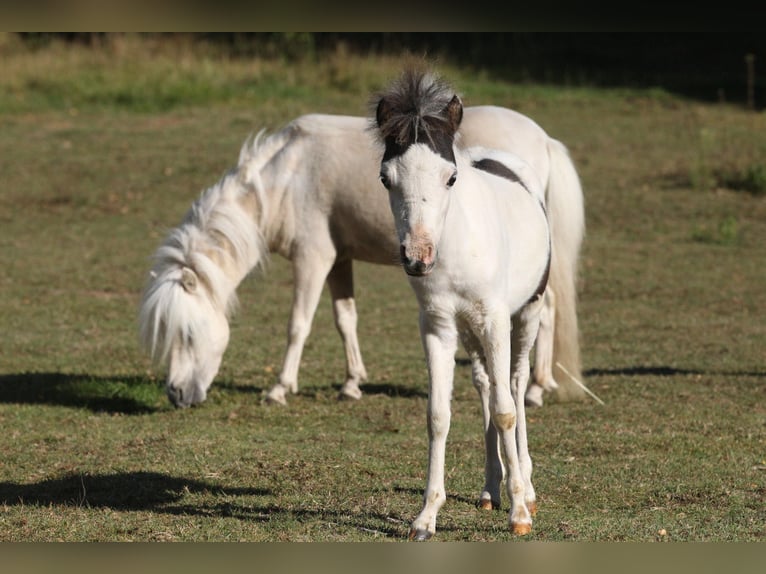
[525, 384, 544, 407]
[542, 376, 559, 391]
[338, 381, 363, 401]
[264, 384, 288, 406]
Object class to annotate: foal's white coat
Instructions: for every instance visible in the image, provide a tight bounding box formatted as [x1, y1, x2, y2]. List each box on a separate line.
[378, 132, 550, 539]
[375, 78, 551, 537]
[138, 106, 585, 410]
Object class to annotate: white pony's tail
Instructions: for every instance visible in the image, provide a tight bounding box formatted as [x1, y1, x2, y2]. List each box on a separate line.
[545, 138, 586, 401]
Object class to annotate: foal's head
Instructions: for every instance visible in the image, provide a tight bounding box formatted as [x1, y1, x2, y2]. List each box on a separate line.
[374, 70, 463, 277]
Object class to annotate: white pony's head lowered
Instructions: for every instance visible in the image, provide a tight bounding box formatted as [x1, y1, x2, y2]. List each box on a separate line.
[139, 146, 269, 407]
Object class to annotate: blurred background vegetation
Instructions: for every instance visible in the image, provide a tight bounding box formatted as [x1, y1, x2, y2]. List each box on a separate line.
[5, 32, 766, 109]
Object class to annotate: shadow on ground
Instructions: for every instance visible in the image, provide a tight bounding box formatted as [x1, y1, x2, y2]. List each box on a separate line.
[0, 471, 268, 511]
[0, 372, 163, 414]
[584, 366, 765, 378]
[0, 470, 412, 538]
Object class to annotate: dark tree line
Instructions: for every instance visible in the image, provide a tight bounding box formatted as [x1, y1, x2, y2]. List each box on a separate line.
[18, 33, 766, 108]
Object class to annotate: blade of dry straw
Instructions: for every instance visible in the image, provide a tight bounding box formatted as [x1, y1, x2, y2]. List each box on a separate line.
[556, 361, 605, 405]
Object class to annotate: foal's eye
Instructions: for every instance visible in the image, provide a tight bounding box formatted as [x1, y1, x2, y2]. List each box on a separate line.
[447, 171, 457, 188]
[379, 173, 390, 189]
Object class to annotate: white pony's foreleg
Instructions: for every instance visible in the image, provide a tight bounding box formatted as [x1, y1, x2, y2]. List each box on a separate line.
[513, 296, 545, 520]
[527, 286, 559, 407]
[484, 311, 533, 536]
[265, 250, 335, 406]
[326, 259, 367, 401]
[410, 312, 457, 541]
[460, 329, 504, 510]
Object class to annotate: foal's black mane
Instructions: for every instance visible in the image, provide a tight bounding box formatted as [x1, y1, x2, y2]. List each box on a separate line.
[373, 69, 462, 162]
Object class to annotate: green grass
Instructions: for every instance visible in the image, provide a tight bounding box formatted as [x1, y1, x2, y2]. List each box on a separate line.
[0, 37, 764, 541]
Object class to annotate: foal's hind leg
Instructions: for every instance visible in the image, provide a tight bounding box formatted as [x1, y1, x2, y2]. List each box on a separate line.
[527, 286, 559, 407]
[326, 258, 368, 401]
[265, 249, 335, 406]
[459, 328, 503, 511]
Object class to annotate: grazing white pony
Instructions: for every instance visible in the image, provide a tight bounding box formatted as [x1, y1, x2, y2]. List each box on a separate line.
[373, 69, 550, 539]
[138, 104, 584, 409]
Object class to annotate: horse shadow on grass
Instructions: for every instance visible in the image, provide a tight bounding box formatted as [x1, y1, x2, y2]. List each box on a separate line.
[0, 372, 163, 415]
[0, 471, 268, 512]
[584, 365, 766, 378]
[0, 470, 416, 538]
[215, 379, 429, 401]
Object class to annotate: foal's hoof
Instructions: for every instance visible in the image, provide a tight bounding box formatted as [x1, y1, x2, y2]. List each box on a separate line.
[408, 528, 433, 541]
[527, 501, 538, 517]
[511, 522, 532, 536]
[478, 498, 500, 511]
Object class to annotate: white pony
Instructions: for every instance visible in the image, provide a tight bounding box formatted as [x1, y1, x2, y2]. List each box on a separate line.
[138, 102, 585, 409]
[374, 69, 549, 539]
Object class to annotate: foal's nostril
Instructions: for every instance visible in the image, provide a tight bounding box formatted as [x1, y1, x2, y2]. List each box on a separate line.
[399, 244, 409, 263]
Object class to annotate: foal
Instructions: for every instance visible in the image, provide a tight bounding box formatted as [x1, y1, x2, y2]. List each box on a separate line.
[374, 70, 551, 539]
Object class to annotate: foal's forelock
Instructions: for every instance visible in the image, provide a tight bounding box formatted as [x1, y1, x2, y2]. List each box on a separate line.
[374, 69, 462, 163]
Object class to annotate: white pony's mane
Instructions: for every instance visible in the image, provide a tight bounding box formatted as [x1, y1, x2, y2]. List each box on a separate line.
[139, 127, 292, 365]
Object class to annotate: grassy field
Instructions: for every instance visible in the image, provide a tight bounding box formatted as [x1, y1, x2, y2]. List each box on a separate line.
[0, 35, 764, 541]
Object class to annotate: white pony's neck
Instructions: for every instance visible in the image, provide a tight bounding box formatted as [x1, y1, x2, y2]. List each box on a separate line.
[168, 126, 295, 304]
[139, 130, 292, 365]
[182, 172, 266, 305]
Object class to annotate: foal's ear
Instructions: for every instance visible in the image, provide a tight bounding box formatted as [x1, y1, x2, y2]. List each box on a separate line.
[375, 97, 393, 128]
[180, 267, 198, 294]
[444, 94, 463, 134]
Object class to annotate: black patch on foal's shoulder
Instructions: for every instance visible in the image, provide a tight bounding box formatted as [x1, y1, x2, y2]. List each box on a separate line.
[471, 158, 530, 194]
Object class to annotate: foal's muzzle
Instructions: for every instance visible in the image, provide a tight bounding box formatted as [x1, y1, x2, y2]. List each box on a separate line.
[400, 245, 435, 276]
[402, 259, 434, 277]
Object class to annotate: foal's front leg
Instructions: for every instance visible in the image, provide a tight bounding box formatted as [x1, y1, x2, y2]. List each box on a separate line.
[484, 312, 533, 535]
[513, 296, 545, 518]
[410, 312, 458, 541]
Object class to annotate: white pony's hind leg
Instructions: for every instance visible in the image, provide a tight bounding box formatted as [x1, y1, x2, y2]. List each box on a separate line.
[326, 259, 367, 401]
[265, 249, 335, 406]
[528, 286, 559, 407]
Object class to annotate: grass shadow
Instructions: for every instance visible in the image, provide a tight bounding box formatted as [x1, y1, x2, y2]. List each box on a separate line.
[356, 382, 428, 399]
[584, 365, 766, 378]
[0, 471, 409, 538]
[215, 379, 429, 400]
[0, 471, 268, 512]
[0, 372, 164, 414]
